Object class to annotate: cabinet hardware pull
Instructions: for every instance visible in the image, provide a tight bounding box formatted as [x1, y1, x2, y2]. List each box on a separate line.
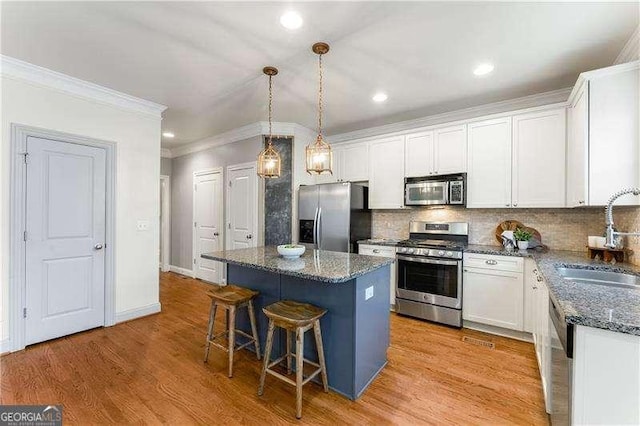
[373, 249, 380, 253]
[485, 260, 498, 265]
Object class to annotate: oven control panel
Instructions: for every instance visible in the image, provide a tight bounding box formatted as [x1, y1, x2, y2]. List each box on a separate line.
[397, 247, 463, 259]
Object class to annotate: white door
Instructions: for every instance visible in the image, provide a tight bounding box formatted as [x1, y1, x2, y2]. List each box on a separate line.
[25, 136, 106, 345]
[467, 117, 513, 208]
[434, 124, 467, 175]
[369, 136, 405, 209]
[512, 108, 566, 208]
[193, 170, 223, 283]
[404, 131, 434, 178]
[227, 164, 258, 249]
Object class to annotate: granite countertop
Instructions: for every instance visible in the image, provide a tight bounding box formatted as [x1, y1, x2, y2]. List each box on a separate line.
[465, 244, 640, 336]
[202, 246, 394, 284]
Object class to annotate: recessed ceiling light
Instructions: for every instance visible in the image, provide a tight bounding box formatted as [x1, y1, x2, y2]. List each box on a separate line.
[162, 132, 175, 138]
[280, 11, 303, 30]
[473, 63, 495, 76]
[372, 92, 388, 103]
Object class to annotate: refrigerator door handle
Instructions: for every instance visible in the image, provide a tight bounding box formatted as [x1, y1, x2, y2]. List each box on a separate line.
[312, 207, 319, 246]
[316, 207, 322, 249]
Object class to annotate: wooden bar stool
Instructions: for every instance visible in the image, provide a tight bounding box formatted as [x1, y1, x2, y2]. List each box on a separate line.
[204, 284, 261, 378]
[258, 300, 328, 419]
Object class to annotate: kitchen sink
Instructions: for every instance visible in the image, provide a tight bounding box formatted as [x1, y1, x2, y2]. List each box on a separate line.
[556, 267, 640, 289]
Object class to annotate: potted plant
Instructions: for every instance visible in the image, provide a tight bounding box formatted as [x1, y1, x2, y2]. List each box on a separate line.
[514, 228, 533, 250]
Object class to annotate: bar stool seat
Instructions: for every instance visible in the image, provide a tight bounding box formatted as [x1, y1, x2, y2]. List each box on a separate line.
[258, 300, 328, 419]
[204, 284, 261, 378]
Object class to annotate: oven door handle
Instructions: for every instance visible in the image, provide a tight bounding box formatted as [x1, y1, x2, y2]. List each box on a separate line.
[396, 255, 460, 266]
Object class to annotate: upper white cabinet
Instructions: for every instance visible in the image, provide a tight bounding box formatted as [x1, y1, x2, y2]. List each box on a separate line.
[369, 136, 405, 209]
[404, 125, 467, 178]
[340, 142, 369, 182]
[512, 108, 566, 208]
[567, 83, 589, 207]
[467, 117, 513, 208]
[434, 125, 467, 175]
[314, 141, 369, 183]
[405, 131, 434, 178]
[567, 62, 640, 206]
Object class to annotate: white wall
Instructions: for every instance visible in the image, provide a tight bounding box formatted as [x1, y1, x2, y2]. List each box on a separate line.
[1, 75, 163, 347]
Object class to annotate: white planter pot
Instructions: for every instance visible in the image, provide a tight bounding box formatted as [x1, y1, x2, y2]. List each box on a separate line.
[517, 241, 529, 250]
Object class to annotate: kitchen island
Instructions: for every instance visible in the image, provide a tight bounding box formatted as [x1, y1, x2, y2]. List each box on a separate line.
[202, 246, 393, 400]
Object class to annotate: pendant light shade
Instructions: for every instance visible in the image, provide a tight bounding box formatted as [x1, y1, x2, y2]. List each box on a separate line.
[257, 66, 281, 179]
[306, 42, 333, 175]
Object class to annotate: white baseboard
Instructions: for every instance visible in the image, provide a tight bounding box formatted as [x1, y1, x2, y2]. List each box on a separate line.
[463, 320, 533, 343]
[115, 302, 161, 323]
[169, 265, 195, 277]
[0, 338, 12, 354]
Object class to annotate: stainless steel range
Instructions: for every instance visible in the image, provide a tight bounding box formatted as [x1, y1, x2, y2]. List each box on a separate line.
[395, 221, 469, 327]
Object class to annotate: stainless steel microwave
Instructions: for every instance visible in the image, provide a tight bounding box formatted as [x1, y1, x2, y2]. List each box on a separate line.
[404, 173, 466, 206]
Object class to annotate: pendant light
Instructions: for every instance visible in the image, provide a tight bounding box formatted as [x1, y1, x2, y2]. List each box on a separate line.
[306, 42, 333, 175]
[257, 66, 281, 179]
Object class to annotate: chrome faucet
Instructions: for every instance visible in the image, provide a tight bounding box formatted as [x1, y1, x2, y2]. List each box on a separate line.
[604, 188, 640, 248]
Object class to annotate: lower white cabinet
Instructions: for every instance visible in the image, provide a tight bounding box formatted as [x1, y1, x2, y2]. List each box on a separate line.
[358, 244, 397, 309]
[462, 253, 524, 331]
[526, 259, 551, 413]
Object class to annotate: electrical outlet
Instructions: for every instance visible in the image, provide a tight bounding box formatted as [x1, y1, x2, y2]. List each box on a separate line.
[137, 220, 150, 231]
[365, 286, 374, 300]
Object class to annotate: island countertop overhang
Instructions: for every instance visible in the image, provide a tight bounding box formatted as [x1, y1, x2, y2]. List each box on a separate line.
[201, 246, 393, 284]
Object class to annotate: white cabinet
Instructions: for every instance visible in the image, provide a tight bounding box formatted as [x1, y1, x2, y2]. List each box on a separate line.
[404, 125, 467, 178]
[404, 131, 434, 178]
[525, 259, 551, 413]
[358, 244, 397, 309]
[434, 125, 467, 175]
[340, 142, 369, 182]
[567, 62, 640, 206]
[467, 117, 513, 208]
[512, 108, 566, 208]
[567, 82, 589, 207]
[369, 136, 405, 209]
[462, 253, 524, 331]
[314, 142, 368, 183]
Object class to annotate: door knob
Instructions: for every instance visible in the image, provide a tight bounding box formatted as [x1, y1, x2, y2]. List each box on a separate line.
[246, 234, 252, 240]
[94, 244, 104, 250]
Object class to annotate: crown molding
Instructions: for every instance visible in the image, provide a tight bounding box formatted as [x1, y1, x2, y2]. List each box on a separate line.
[615, 26, 640, 65]
[327, 87, 572, 144]
[568, 60, 640, 105]
[1, 55, 167, 119]
[168, 121, 315, 158]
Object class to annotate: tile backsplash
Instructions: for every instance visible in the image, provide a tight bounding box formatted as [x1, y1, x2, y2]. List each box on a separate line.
[372, 207, 640, 265]
[615, 207, 640, 265]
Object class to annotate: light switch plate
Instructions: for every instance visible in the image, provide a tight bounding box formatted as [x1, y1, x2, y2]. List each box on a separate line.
[137, 220, 150, 231]
[365, 286, 374, 300]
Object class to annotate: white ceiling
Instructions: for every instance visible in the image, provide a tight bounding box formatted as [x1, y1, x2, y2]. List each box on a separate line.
[2, 2, 637, 148]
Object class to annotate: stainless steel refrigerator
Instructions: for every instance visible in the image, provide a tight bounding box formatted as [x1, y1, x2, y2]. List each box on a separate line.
[298, 182, 371, 253]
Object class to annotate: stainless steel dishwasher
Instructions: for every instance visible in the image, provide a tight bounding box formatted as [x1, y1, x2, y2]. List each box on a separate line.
[549, 297, 574, 426]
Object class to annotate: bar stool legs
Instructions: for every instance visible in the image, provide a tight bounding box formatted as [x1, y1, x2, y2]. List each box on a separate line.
[258, 300, 328, 419]
[203, 285, 261, 378]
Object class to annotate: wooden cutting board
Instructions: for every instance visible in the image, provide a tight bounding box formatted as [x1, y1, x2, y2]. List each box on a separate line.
[495, 220, 542, 244]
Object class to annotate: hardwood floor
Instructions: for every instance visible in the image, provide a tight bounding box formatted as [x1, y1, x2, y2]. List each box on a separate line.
[1, 272, 549, 425]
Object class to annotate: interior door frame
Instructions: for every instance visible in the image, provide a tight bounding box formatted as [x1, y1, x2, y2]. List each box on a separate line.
[225, 161, 259, 250]
[8, 124, 117, 353]
[159, 175, 171, 272]
[192, 167, 224, 280]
